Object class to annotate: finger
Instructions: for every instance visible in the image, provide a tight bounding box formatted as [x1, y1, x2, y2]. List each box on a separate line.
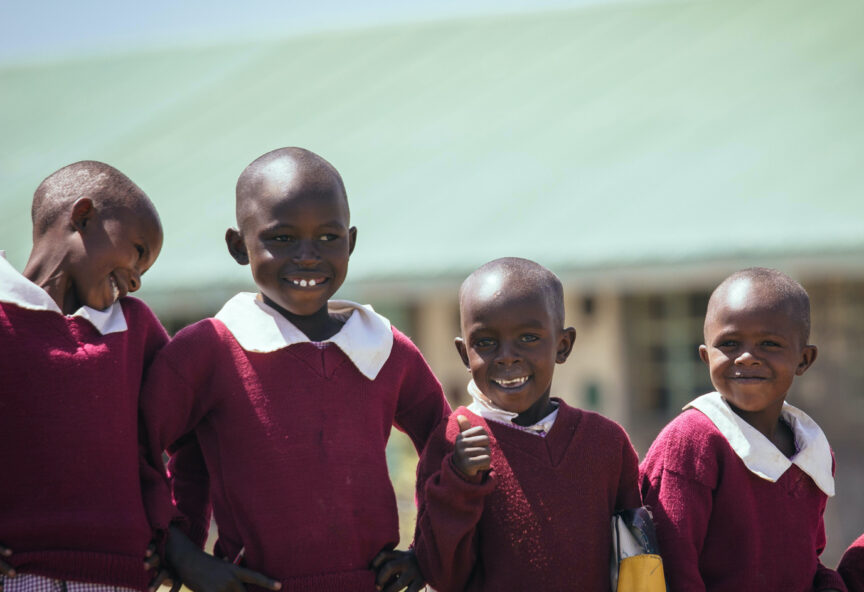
[465, 456, 492, 470]
[457, 429, 489, 442]
[234, 566, 282, 590]
[374, 558, 402, 587]
[382, 573, 410, 592]
[147, 570, 169, 592]
[461, 447, 491, 457]
[407, 581, 425, 592]
[456, 415, 471, 432]
[370, 550, 400, 570]
[168, 579, 183, 592]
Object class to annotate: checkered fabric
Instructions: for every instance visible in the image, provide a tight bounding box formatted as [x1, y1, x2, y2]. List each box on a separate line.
[0, 574, 138, 592]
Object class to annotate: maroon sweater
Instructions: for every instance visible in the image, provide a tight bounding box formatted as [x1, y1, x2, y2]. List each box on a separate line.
[413, 403, 641, 592]
[839, 534, 864, 592]
[139, 319, 449, 591]
[0, 298, 168, 589]
[640, 409, 846, 592]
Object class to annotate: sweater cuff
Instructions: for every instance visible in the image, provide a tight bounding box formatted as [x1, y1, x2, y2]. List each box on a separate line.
[443, 452, 496, 494]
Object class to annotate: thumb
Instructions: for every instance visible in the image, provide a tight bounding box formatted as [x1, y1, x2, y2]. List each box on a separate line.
[456, 414, 472, 433]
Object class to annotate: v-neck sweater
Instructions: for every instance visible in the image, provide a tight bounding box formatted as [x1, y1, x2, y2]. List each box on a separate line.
[139, 318, 450, 591]
[839, 534, 864, 592]
[413, 402, 641, 592]
[639, 408, 846, 592]
[0, 298, 169, 590]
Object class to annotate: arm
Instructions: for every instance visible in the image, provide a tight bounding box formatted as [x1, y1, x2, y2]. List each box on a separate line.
[166, 434, 212, 548]
[413, 416, 495, 592]
[615, 433, 642, 511]
[811, 503, 847, 592]
[640, 468, 711, 592]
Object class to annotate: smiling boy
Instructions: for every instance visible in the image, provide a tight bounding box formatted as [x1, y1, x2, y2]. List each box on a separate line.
[640, 267, 846, 592]
[0, 161, 168, 592]
[139, 147, 450, 592]
[413, 257, 641, 591]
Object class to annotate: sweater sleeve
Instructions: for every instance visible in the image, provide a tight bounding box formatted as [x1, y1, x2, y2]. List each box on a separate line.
[391, 331, 451, 452]
[838, 534, 864, 592]
[413, 416, 496, 592]
[138, 324, 221, 539]
[166, 434, 212, 548]
[615, 428, 642, 511]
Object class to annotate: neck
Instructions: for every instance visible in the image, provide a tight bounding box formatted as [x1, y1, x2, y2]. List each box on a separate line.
[262, 295, 345, 341]
[728, 399, 786, 442]
[513, 393, 556, 427]
[22, 246, 78, 314]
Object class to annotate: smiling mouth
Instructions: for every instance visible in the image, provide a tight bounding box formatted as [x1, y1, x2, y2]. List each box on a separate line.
[286, 276, 328, 288]
[109, 275, 121, 301]
[492, 376, 529, 389]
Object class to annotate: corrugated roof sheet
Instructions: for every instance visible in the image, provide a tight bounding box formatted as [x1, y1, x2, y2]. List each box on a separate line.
[2, 0, 863, 303]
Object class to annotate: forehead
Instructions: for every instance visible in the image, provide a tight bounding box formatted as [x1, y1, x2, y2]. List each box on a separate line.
[461, 272, 556, 327]
[706, 280, 803, 336]
[240, 174, 348, 230]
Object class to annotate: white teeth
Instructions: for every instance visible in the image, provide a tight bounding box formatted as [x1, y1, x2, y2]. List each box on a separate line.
[494, 376, 528, 388]
[309, 279, 317, 287]
[109, 276, 120, 300]
[292, 278, 321, 287]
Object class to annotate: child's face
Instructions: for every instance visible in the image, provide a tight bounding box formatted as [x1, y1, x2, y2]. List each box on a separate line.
[456, 275, 573, 415]
[233, 185, 356, 318]
[67, 205, 162, 311]
[699, 280, 816, 418]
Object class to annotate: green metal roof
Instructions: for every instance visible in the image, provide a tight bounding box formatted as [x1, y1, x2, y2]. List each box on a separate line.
[2, 0, 863, 309]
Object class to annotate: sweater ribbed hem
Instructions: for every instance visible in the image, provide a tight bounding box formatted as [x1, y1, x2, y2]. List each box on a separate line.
[13, 551, 150, 591]
[250, 569, 376, 592]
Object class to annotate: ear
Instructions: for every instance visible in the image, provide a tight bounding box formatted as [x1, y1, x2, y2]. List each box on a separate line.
[454, 337, 470, 369]
[348, 226, 357, 255]
[555, 327, 577, 364]
[796, 345, 817, 376]
[70, 197, 95, 230]
[698, 344, 710, 365]
[225, 228, 249, 265]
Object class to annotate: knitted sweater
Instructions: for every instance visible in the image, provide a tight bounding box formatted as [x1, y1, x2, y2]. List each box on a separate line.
[0, 297, 168, 589]
[413, 402, 641, 592]
[639, 406, 846, 592]
[139, 310, 449, 591]
[839, 534, 864, 592]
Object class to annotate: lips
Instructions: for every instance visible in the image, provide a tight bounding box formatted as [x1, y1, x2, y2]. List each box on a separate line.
[491, 376, 529, 389]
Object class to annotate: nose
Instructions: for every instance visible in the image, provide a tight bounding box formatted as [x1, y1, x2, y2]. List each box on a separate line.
[495, 341, 522, 366]
[128, 269, 142, 292]
[734, 348, 760, 365]
[292, 239, 321, 267]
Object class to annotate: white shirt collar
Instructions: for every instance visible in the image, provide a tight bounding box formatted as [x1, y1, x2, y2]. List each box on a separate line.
[684, 392, 835, 496]
[0, 251, 127, 335]
[466, 379, 559, 435]
[214, 292, 394, 380]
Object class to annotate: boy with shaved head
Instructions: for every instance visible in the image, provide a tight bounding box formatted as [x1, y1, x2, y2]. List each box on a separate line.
[139, 148, 449, 592]
[413, 257, 641, 591]
[640, 268, 846, 591]
[0, 162, 169, 592]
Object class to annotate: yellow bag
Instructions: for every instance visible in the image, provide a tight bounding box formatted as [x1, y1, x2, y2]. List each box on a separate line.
[611, 507, 667, 592]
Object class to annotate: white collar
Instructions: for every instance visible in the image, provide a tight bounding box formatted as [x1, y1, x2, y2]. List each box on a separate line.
[466, 379, 559, 435]
[214, 292, 393, 380]
[0, 251, 127, 335]
[685, 392, 835, 496]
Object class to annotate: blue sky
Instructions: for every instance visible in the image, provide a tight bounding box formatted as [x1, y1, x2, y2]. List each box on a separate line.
[0, 0, 638, 63]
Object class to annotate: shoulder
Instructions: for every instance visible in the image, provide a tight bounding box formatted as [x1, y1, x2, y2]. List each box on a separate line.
[562, 402, 631, 442]
[389, 325, 424, 357]
[158, 318, 234, 360]
[641, 408, 729, 483]
[118, 296, 169, 345]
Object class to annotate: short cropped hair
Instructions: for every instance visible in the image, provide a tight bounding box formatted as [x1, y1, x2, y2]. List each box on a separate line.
[31, 161, 145, 236]
[460, 257, 566, 327]
[708, 267, 811, 342]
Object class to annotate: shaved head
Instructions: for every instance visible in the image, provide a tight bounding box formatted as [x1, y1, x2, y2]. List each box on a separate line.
[460, 257, 565, 327]
[31, 161, 155, 236]
[706, 267, 811, 342]
[235, 147, 348, 230]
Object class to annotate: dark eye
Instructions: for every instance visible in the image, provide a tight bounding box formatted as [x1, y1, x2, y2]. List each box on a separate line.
[520, 334, 540, 343]
[271, 234, 292, 242]
[319, 233, 339, 242]
[717, 340, 738, 349]
[135, 245, 145, 258]
[761, 340, 782, 347]
[474, 337, 495, 348]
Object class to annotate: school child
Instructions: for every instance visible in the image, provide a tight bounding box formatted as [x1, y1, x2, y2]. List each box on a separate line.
[839, 534, 864, 592]
[413, 257, 642, 591]
[0, 161, 169, 592]
[640, 267, 846, 592]
[138, 147, 451, 592]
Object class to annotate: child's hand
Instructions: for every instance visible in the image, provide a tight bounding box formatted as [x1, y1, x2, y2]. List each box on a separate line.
[453, 415, 491, 478]
[144, 543, 181, 592]
[0, 544, 14, 577]
[166, 527, 281, 592]
[370, 548, 425, 592]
